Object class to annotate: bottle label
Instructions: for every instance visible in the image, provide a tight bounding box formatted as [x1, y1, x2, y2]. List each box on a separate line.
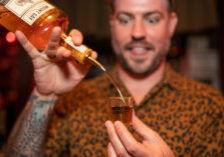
[0, 0, 54, 25]
[65, 36, 88, 54]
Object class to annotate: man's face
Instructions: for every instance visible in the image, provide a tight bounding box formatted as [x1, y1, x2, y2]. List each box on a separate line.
[110, 0, 177, 76]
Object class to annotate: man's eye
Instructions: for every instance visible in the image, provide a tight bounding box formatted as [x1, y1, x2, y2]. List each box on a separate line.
[147, 17, 159, 24]
[119, 18, 130, 24]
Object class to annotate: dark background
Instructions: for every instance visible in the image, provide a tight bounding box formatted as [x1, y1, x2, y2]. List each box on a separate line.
[0, 0, 224, 154]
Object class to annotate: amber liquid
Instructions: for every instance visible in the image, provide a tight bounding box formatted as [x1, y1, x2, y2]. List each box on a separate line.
[0, 4, 69, 50]
[87, 57, 126, 102]
[106, 72, 125, 102]
[0, 2, 126, 101]
[110, 106, 133, 124]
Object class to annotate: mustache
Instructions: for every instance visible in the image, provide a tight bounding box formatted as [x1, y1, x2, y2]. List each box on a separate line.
[124, 40, 155, 50]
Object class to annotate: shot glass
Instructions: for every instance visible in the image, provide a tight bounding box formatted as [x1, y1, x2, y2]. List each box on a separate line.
[108, 97, 134, 125]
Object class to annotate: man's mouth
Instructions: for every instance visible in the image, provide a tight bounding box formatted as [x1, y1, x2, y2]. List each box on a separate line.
[126, 46, 154, 59]
[129, 47, 150, 56]
[125, 41, 155, 57]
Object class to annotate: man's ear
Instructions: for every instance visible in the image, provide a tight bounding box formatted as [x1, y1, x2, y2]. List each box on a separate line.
[168, 12, 178, 37]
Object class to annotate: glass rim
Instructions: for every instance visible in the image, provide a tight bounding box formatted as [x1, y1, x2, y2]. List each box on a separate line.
[109, 96, 133, 107]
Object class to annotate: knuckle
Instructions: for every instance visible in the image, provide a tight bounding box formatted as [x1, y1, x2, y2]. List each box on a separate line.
[48, 41, 58, 49]
[70, 29, 81, 36]
[47, 50, 56, 58]
[57, 46, 64, 52]
[50, 35, 60, 42]
[117, 150, 126, 157]
[24, 41, 31, 50]
[48, 45, 56, 51]
[126, 145, 137, 154]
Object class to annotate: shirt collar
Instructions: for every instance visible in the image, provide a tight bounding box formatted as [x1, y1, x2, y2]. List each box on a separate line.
[160, 63, 183, 91]
[109, 63, 182, 88]
[106, 63, 183, 105]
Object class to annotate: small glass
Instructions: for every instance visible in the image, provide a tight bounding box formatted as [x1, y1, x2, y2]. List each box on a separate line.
[108, 97, 134, 125]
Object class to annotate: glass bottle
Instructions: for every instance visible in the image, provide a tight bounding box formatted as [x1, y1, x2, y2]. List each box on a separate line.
[0, 0, 97, 64]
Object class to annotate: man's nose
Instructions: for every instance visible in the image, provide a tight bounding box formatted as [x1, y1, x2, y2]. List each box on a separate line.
[131, 20, 146, 40]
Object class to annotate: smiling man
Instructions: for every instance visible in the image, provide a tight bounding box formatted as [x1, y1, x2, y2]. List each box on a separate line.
[109, 0, 177, 104]
[111, 0, 175, 76]
[6, 0, 224, 156]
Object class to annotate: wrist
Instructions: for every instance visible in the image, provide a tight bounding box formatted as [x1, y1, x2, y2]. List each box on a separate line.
[32, 87, 58, 101]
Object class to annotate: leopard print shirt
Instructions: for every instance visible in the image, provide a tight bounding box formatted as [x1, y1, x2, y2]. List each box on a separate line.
[44, 65, 224, 157]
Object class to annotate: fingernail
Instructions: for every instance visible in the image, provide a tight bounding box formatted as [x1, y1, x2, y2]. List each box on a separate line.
[114, 121, 122, 126]
[53, 26, 61, 31]
[15, 30, 20, 36]
[105, 120, 113, 128]
[104, 121, 109, 128]
[63, 50, 71, 58]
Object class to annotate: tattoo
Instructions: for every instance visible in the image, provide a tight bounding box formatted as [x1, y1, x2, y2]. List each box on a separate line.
[6, 93, 56, 157]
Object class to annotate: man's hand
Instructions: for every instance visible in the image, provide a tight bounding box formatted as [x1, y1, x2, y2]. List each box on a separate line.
[105, 114, 174, 157]
[15, 27, 97, 96]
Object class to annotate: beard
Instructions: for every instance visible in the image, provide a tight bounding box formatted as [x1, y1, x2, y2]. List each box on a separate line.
[115, 39, 170, 76]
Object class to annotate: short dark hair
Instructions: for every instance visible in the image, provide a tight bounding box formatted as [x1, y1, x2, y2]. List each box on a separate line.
[108, 0, 174, 13]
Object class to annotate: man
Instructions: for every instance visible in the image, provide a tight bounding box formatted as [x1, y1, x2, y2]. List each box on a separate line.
[6, 0, 224, 156]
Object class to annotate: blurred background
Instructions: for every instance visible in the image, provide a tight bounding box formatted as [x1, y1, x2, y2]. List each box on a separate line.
[0, 0, 224, 154]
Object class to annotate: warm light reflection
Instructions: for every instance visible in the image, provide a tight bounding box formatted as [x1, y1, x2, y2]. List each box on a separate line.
[6, 32, 16, 43]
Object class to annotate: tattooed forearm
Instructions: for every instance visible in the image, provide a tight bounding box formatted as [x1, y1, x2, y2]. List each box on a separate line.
[6, 91, 57, 157]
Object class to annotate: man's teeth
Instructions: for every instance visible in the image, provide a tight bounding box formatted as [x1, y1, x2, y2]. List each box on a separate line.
[131, 47, 148, 55]
[132, 47, 145, 51]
